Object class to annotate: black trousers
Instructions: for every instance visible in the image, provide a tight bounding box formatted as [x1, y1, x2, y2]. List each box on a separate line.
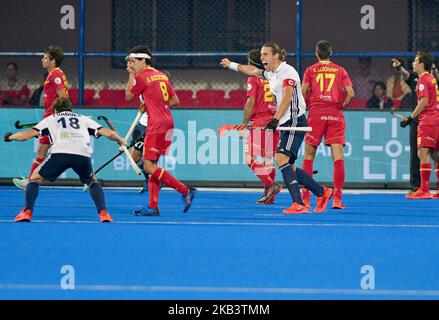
[409, 120, 420, 189]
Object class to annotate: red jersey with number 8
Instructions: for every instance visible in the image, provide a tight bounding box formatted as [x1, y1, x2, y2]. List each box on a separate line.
[130, 67, 175, 133]
[303, 62, 352, 115]
[247, 76, 277, 127]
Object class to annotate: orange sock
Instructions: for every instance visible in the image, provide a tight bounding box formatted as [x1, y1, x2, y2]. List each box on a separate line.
[28, 157, 44, 179]
[248, 159, 274, 187]
[148, 175, 160, 209]
[152, 168, 188, 195]
[420, 163, 431, 192]
[333, 159, 345, 199]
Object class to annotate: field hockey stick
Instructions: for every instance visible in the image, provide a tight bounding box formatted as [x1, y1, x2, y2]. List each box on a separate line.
[389, 107, 406, 119]
[82, 139, 137, 191]
[15, 115, 93, 130]
[97, 115, 142, 175]
[15, 121, 38, 129]
[218, 124, 312, 137]
[123, 110, 143, 143]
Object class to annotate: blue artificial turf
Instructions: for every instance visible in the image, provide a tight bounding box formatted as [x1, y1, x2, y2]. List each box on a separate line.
[0, 186, 438, 300]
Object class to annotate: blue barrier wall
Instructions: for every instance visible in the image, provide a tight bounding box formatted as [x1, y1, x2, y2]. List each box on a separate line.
[0, 108, 411, 183]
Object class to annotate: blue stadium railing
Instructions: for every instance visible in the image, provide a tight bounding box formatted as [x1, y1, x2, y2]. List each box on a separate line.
[1, 0, 439, 106]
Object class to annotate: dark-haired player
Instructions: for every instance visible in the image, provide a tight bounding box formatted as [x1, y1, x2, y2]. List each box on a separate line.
[4, 97, 125, 222]
[13, 45, 69, 190]
[400, 51, 439, 199]
[125, 45, 196, 216]
[301, 40, 355, 209]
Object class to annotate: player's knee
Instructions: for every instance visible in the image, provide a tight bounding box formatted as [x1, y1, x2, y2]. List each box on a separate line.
[275, 153, 289, 167]
[418, 148, 430, 161]
[244, 155, 253, 164]
[29, 172, 44, 184]
[143, 160, 156, 174]
[83, 175, 97, 186]
[304, 144, 317, 159]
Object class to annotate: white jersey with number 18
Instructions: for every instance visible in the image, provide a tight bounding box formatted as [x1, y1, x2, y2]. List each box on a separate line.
[33, 112, 103, 158]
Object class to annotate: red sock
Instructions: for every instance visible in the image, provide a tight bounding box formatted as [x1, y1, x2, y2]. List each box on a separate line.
[435, 164, 439, 189]
[302, 159, 314, 198]
[333, 159, 345, 199]
[420, 163, 431, 192]
[248, 159, 274, 187]
[28, 157, 45, 179]
[268, 163, 276, 183]
[148, 175, 160, 209]
[152, 168, 188, 195]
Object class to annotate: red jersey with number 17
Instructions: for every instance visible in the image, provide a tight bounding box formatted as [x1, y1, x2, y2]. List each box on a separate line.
[303, 61, 352, 115]
[416, 72, 439, 125]
[247, 76, 277, 127]
[43, 67, 68, 118]
[130, 67, 176, 133]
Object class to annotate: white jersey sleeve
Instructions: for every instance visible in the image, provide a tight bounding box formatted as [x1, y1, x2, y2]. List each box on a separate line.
[33, 112, 103, 157]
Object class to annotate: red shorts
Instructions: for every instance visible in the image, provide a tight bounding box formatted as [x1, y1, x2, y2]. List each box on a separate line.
[417, 123, 439, 149]
[305, 113, 345, 146]
[39, 135, 51, 145]
[244, 129, 279, 158]
[143, 130, 173, 161]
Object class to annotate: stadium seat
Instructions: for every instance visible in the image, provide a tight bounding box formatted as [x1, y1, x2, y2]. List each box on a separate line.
[97, 89, 139, 107]
[175, 89, 194, 107]
[228, 89, 247, 108]
[0, 88, 31, 106]
[68, 89, 96, 106]
[393, 100, 401, 109]
[348, 99, 367, 109]
[195, 89, 227, 107]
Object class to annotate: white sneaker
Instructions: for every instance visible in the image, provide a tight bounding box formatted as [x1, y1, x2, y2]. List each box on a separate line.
[13, 177, 29, 190]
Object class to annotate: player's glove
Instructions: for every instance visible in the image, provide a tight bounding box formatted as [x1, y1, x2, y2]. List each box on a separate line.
[400, 116, 413, 128]
[265, 118, 279, 130]
[4, 132, 13, 142]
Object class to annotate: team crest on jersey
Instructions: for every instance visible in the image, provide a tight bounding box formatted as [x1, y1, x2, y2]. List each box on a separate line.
[247, 83, 252, 91]
[419, 84, 425, 91]
[133, 79, 136, 86]
[54, 77, 62, 85]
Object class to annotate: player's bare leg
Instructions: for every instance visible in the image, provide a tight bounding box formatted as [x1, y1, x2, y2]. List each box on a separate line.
[302, 144, 317, 208]
[407, 147, 433, 199]
[330, 143, 345, 209]
[13, 143, 50, 190]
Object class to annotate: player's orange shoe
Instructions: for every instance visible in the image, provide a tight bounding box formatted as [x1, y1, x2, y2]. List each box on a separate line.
[332, 197, 345, 209]
[302, 188, 310, 208]
[314, 186, 333, 213]
[405, 189, 432, 199]
[98, 209, 113, 222]
[14, 209, 32, 222]
[283, 202, 309, 214]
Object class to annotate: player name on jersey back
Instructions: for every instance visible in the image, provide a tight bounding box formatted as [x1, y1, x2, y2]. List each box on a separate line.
[34, 112, 102, 157]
